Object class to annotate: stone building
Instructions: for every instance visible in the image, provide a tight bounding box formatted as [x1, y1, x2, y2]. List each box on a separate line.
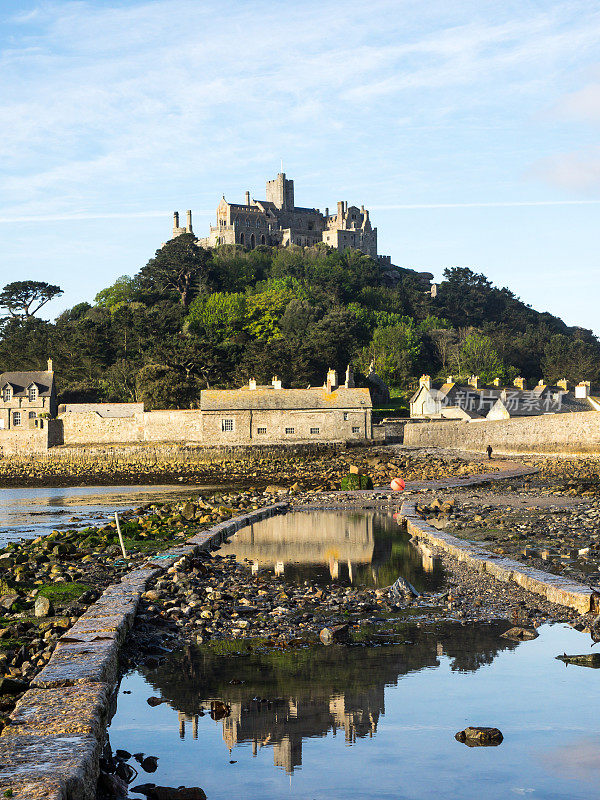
[177, 172, 379, 258]
[0, 360, 57, 430]
[200, 368, 373, 445]
[410, 374, 596, 421]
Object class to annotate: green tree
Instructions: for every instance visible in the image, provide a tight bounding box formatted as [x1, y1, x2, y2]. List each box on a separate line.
[455, 332, 505, 382]
[358, 321, 422, 386]
[138, 234, 212, 307]
[0, 280, 63, 319]
[94, 275, 140, 311]
[135, 364, 200, 409]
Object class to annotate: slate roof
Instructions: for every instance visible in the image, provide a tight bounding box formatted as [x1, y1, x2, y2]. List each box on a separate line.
[0, 370, 54, 397]
[201, 387, 372, 411]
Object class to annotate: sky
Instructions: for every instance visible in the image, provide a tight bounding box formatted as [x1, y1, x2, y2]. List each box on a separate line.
[0, 0, 599, 332]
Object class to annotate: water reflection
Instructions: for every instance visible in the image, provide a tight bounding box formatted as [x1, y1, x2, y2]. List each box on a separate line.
[143, 621, 516, 774]
[218, 511, 444, 591]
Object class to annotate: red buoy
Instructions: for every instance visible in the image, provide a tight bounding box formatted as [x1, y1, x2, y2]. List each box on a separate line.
[390, 477, 405, 491]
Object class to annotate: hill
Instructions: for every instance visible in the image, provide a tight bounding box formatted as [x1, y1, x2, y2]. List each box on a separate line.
[0, 238, 598, 409]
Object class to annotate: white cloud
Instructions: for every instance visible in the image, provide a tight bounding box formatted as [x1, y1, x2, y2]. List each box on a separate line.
[552, 83, 600, 123]
[1, 0, 600, 217]
[531, 148, 600, 193]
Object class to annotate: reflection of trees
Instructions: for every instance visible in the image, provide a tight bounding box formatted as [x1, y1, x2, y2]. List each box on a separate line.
[143, 621, 518, 773]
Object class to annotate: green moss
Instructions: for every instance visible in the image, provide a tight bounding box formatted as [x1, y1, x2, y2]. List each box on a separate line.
[36, 582, 90, 604]
[341, 473, 373, 490]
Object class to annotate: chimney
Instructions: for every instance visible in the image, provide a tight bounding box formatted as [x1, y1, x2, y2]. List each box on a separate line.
[248, 378, 257, 390]
[513, 377, 526, 390]
[325, 207, 329, 219]
[419, 374, 431, 390]
[344, 364, 355, 389]
[245, 191, 250, 206]
[492, 378, 501, 387]
[446, 376, 454, 385]
[185, 210, 193, 233]
[337, 201, 344, 217]
[326, 368, 338, 393]
[575, 381, 591, 399]
[47, 358, 53, 372]
[271, 375, 282, 390]
[557, 378, 569, 391]
[173, 211, 180, 231]
[537, 379, 547, 389]
[468, 375, 480, 389]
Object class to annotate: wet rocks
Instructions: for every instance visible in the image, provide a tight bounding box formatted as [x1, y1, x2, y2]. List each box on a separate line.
[556, 653, 600, 667]
[34, 595, 53, 618]
[319, 625, 350, 645]
[455, 726, 503, 746]
[501, 626, 539, 641]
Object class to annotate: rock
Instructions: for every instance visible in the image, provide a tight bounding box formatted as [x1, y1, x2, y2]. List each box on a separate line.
[181, 502, 197, 521]
[319, 624, 349, 645]
[0, 593, 19, 611]
[34, 595, 53, 617]
[501, 626, 538, 641]
[0, 677, 29, 695]
[556, 653, 600, 668]
[140, 755, 159, 773]
[132, 787, 207, 800]
[389, 577, 419, 600]
[455, 726, 503, 746]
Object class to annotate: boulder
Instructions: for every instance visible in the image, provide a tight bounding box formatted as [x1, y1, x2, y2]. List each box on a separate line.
[34, 595, 53, 618]
[319, 624, 350, 645]
[455, 726, 503, 746]
[501, 626, 538, 641]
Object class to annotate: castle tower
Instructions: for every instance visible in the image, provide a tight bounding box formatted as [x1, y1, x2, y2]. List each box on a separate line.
[266, 173, 294, 210]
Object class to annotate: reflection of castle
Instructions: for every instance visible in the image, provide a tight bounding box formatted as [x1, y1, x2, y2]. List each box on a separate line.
[148, 622, 518, 777]
[219, 511, 375, 582]
[176, 686, 383, 774]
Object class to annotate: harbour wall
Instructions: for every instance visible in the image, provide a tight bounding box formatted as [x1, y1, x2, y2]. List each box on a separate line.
[403, 412, 600, 455]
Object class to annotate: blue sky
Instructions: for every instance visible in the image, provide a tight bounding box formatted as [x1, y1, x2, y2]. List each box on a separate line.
[0, 0, 599, 331]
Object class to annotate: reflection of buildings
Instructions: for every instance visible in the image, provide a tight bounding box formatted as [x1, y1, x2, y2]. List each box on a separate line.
[219, 511, 376, 582]
[148, 621, 520, 777]
[177, 687, 383, 774]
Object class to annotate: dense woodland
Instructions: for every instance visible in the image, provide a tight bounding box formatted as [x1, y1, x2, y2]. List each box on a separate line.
[0, 235, 598, 410]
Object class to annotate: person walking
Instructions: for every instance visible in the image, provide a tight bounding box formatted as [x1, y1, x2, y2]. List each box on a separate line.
[486, 444, 493, 460]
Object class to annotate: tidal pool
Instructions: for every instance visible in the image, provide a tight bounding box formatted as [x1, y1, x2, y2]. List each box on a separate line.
[0, 484, 227, 545]
[108, 622, 600, 799]
[217, 510, 444, 590]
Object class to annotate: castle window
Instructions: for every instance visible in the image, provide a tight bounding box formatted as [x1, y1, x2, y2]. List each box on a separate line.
[12, 412, 21, 426]
[257, 427, 267, 434]
[352, 426, 360, 434]
[240, 233, 244, 245]
[310, 427, 320, 434]
[343, 412, 349, 421]
[2, 386, 11, 402]
[250, 234, 255, 248]
[261, 235, 266, 245]
[28, 385, 38, 401]
[285, 427, 295, 435]
[221, 418, 234, 432]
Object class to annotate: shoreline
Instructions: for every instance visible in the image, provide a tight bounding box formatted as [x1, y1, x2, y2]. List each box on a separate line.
[0, 455, 598, 798]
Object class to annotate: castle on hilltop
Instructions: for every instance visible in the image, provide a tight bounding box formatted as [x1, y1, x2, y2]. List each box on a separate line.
[172, 172, 383, 259]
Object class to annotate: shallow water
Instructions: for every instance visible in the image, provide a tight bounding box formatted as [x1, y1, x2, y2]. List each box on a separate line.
[0, 484, 226, 545]
[217, 510, 444, 590]
[109, 622, 600, 799]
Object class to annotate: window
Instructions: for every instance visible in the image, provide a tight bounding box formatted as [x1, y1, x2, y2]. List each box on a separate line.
[285, 427, 295, 435]
[221, 418, 234, 432]
[240, 233, 244, 245]
[352, 426, 360, 434]
[257, 427, 267, 434]
[310, 427, 320, 434]
[343, 412, 349, 421]
[28, 385, 37, 401]
[2, 386, 11, 402]
[28, 411, 36, 419]
[13, 412, 21, 426]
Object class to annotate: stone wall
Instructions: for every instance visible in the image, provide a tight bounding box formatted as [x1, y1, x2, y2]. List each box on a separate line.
[57, 408, 373, 447]
[403, 412, 600, 455]
[0, 427, 50, 455]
